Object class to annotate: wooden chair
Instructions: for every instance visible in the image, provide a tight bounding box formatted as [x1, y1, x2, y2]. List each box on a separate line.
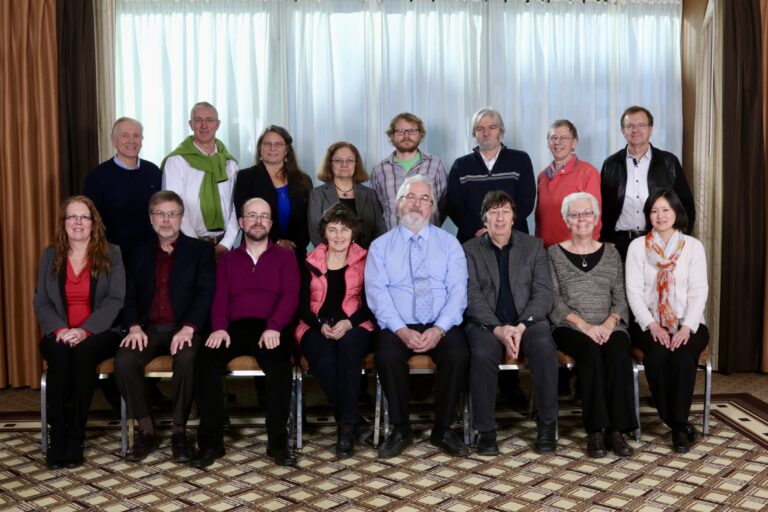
[294, 353, 377, 450]
[40, 358, 127, 455]
[631, 346, 712, 441]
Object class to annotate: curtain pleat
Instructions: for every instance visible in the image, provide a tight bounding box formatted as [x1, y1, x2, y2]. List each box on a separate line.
[720, 0, 765, 372]
[0, 0, 59, 387]
[95, 0, 116, 163]
[762, 0, 768, 372]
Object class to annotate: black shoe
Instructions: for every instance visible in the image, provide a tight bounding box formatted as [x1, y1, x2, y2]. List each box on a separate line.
[267, 446, 297, 467]
[125, 431, 160, 462]
[64, 440, 84, 469]
[684, 423, 700, 444]
[378, 430, 413, 459]
[336, 425, 356, 459]
[46, 454, 64, 470]
[533, 422, 557, 453]
[475, 430, 499, 456]
[189, 446, 225, 468]
[606, 431, 633, 457]
[46, 436, 66, 469]
[586, 432, 607, 458]
[671, 429, 690, 453]
[430, 429, 469, 457]
[171, 432, 193, 463]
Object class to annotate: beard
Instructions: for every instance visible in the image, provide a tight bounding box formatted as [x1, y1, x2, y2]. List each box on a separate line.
[477, 137, 500, 152]
[399, 211, 429, 231]
[394, 138, 420, 153]
[245, 227, 269, 242]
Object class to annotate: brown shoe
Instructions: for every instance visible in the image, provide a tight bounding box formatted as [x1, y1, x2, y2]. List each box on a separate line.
[586, 432, 606, 458]
[125, 431, 160, 462]
[606, 431, 633, 457]
[171, 432, 193, 463]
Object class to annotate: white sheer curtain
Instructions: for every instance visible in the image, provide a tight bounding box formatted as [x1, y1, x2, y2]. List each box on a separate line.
[115, 0, 682, 191]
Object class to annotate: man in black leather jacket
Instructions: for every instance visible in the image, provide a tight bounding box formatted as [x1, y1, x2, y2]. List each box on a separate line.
[600, 106, 695, 259]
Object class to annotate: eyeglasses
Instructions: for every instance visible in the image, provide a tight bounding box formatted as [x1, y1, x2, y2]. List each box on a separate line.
[262, 142, 286, 149]
[243, 213, 271, 222]
[331, 158, 356, 166]
[623, 123, 649, 131]
[394, 128, 420, 136]
[567, 210, 595, 220]
[403, 193, 433, 204]
[548, 136, 574, 143]
[64, 214, 93, 222]
[191, 117, 218, 125]
[151, 210, 182, 219]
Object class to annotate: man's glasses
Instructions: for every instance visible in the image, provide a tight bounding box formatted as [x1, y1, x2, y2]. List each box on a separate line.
[151, 210, 182, 219]
[243, 213, 272, 222]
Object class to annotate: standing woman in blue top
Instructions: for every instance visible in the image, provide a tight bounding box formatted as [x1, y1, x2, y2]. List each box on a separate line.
[234, 125, 313, 260]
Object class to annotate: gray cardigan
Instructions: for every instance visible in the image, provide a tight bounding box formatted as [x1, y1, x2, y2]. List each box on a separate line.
[33, 244, 125, 336]
[547, 243, 628, 332]
[307, 182, 386, 249]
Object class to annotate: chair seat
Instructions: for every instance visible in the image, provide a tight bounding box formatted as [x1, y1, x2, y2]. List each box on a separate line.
[227, 355, 261, 372]
[145, 355, 173, 373]
[95, 358, 115, 375]
[408, 355, 436, 370]
[556, 351, 576, 366]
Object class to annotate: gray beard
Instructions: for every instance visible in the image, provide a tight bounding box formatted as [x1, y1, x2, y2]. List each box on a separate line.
[399, 213, 428, 231]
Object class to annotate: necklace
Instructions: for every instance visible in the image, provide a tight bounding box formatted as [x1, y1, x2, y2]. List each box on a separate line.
[335, 182, 354, 197]
[580, 254, 588, 268]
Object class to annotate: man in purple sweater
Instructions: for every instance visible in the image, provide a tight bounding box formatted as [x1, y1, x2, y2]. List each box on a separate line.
[190, 198, 300, 468]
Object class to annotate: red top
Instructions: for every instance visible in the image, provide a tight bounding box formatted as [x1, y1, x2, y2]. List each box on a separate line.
[66, 260, 91, 328]
[535, 156, 602, 248]
[148, 241, 177, 326]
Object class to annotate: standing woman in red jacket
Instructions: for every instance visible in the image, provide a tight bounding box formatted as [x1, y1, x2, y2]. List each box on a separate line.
[295, 204, 375, 459]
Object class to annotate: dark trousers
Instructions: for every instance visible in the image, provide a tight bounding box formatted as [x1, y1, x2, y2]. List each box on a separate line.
[553, 327, 637, 433]
[39, 331, 121, 444]
[114, 324, 201, 426]
[375, 325, 469, 433]
[631, 323, 709, 429]
[300, 327, 373, 424]
[195, 318, 293, 450]
[467, 321, 558, 431]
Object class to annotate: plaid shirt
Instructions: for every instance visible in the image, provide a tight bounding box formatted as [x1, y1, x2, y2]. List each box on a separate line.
[369, 151, 448, 230]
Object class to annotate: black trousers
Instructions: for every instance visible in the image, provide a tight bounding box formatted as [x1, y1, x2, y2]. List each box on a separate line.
[300, 327, 373, 424]
[631, 323, 709, 429]
[466, 322, 558, 431]
[114, 324, 201, 426]
[375, 325, 469, 433]
[39, 331, 121, 444]
[553, 327, 637, 433]
[195, 318, 293, 450]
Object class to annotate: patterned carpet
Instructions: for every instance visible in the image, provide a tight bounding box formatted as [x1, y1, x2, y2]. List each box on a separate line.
[2, 393, 768, 511]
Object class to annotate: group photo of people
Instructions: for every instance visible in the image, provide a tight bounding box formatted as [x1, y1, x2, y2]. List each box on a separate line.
[34, 101, 709, 472]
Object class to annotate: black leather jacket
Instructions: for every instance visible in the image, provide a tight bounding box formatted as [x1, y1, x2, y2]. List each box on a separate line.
[599, 144, 695, 242]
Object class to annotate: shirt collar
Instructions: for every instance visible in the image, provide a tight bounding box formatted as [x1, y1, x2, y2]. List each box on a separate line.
[113, 155, 140, 170]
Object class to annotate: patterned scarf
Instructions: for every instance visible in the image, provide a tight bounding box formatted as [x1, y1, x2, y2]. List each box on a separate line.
[645, 230, 685, 334]
[544, 154, 577, 180]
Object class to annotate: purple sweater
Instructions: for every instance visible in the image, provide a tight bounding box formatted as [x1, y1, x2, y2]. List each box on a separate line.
[211, 242, 300, 332]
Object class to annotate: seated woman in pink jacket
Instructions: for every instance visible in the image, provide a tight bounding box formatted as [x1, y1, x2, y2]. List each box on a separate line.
[295, 203, 375, 459]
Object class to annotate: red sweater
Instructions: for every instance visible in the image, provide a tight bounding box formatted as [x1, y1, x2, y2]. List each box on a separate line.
[535, 156, 602, 247]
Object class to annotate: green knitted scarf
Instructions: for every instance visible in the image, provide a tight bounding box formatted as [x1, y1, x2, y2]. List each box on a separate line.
[161, 136, 237, 231]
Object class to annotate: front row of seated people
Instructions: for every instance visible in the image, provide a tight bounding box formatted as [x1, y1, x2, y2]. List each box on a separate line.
[34, 177, 708, 470]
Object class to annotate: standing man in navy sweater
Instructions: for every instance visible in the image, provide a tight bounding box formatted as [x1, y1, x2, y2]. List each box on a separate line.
[447, 108, 536, 243]
[85, 117, 162, 263]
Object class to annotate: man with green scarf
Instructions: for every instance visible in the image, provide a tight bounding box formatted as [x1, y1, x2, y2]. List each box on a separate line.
[162, 102, 239, 257]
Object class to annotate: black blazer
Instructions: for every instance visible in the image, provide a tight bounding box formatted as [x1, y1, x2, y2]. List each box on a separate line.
[121, 233, 216, 331]
[233, 163, 312, 258]
[600, 144, 695, 242]
[307, 182, 386, 249]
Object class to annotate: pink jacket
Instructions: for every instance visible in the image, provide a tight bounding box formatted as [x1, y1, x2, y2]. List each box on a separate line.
[294, 242, 375, 342]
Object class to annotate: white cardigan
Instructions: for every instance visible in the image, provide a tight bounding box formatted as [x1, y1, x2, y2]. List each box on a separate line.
[625, 234, 708, 333]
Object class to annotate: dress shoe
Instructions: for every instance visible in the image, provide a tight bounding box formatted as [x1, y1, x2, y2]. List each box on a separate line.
[475, 430, 500, 456]
[171, 432, 193, 463]
[377, 429, 413, 459]
[64, 441, 84, 469]
[671, 429, 690, 453]
[266, 446, 297, 467]
[46, 437, 66, 469]
[430, 429, 469, 457]
[189, 446, 225, 468]
[605, 431, 633, 457]
[586, 432, 607, 458]
[684, 423, 700, 444]
[336, 425, 356, 459]
[533, 421, 557, 453]
[125, 431, 160, 462]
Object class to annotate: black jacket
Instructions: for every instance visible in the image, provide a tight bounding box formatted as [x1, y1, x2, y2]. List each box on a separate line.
[600, 144, 695, 242]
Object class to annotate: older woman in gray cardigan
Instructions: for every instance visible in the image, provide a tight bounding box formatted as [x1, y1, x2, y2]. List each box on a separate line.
[548, 192, 637, 458]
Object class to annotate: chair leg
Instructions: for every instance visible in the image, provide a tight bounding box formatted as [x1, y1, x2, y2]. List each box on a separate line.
[703, 358, 712, 435]
[632, 363, 642, 442]
[40, 372, 47, 455]
[120, 396, 128, 455]
[373, 372, 382, 447]
[296, 367, 303, 450]
[462, 393, 471, 445]
[288, 368, 297, 450]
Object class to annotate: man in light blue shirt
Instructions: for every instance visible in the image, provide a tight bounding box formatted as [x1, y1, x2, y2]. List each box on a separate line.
[365, 175, 470, 459]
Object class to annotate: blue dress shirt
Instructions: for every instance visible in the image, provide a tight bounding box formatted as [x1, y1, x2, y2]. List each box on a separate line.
[365, 224, 468, 333]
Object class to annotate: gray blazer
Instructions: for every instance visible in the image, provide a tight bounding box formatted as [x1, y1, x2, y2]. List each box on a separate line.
[307, 182, 386, 249]
[33, 244, 125, 336]
[463, 231, 553, 328]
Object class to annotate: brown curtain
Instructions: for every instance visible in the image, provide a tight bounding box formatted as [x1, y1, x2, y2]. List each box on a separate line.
[720, 0, 765, 372]
[0, 0, 59, 387]
[58, 0, 98, 197]
[762, 0, 768, 372]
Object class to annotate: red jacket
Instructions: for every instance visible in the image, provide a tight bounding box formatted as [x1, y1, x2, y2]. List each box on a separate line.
[294, 242, 374, 342]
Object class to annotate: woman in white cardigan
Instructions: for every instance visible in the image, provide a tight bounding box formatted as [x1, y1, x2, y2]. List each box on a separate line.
[625, 188, 709, 454]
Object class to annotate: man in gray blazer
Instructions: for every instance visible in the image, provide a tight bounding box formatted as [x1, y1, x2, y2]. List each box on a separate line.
[463, 190, 558, 455]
